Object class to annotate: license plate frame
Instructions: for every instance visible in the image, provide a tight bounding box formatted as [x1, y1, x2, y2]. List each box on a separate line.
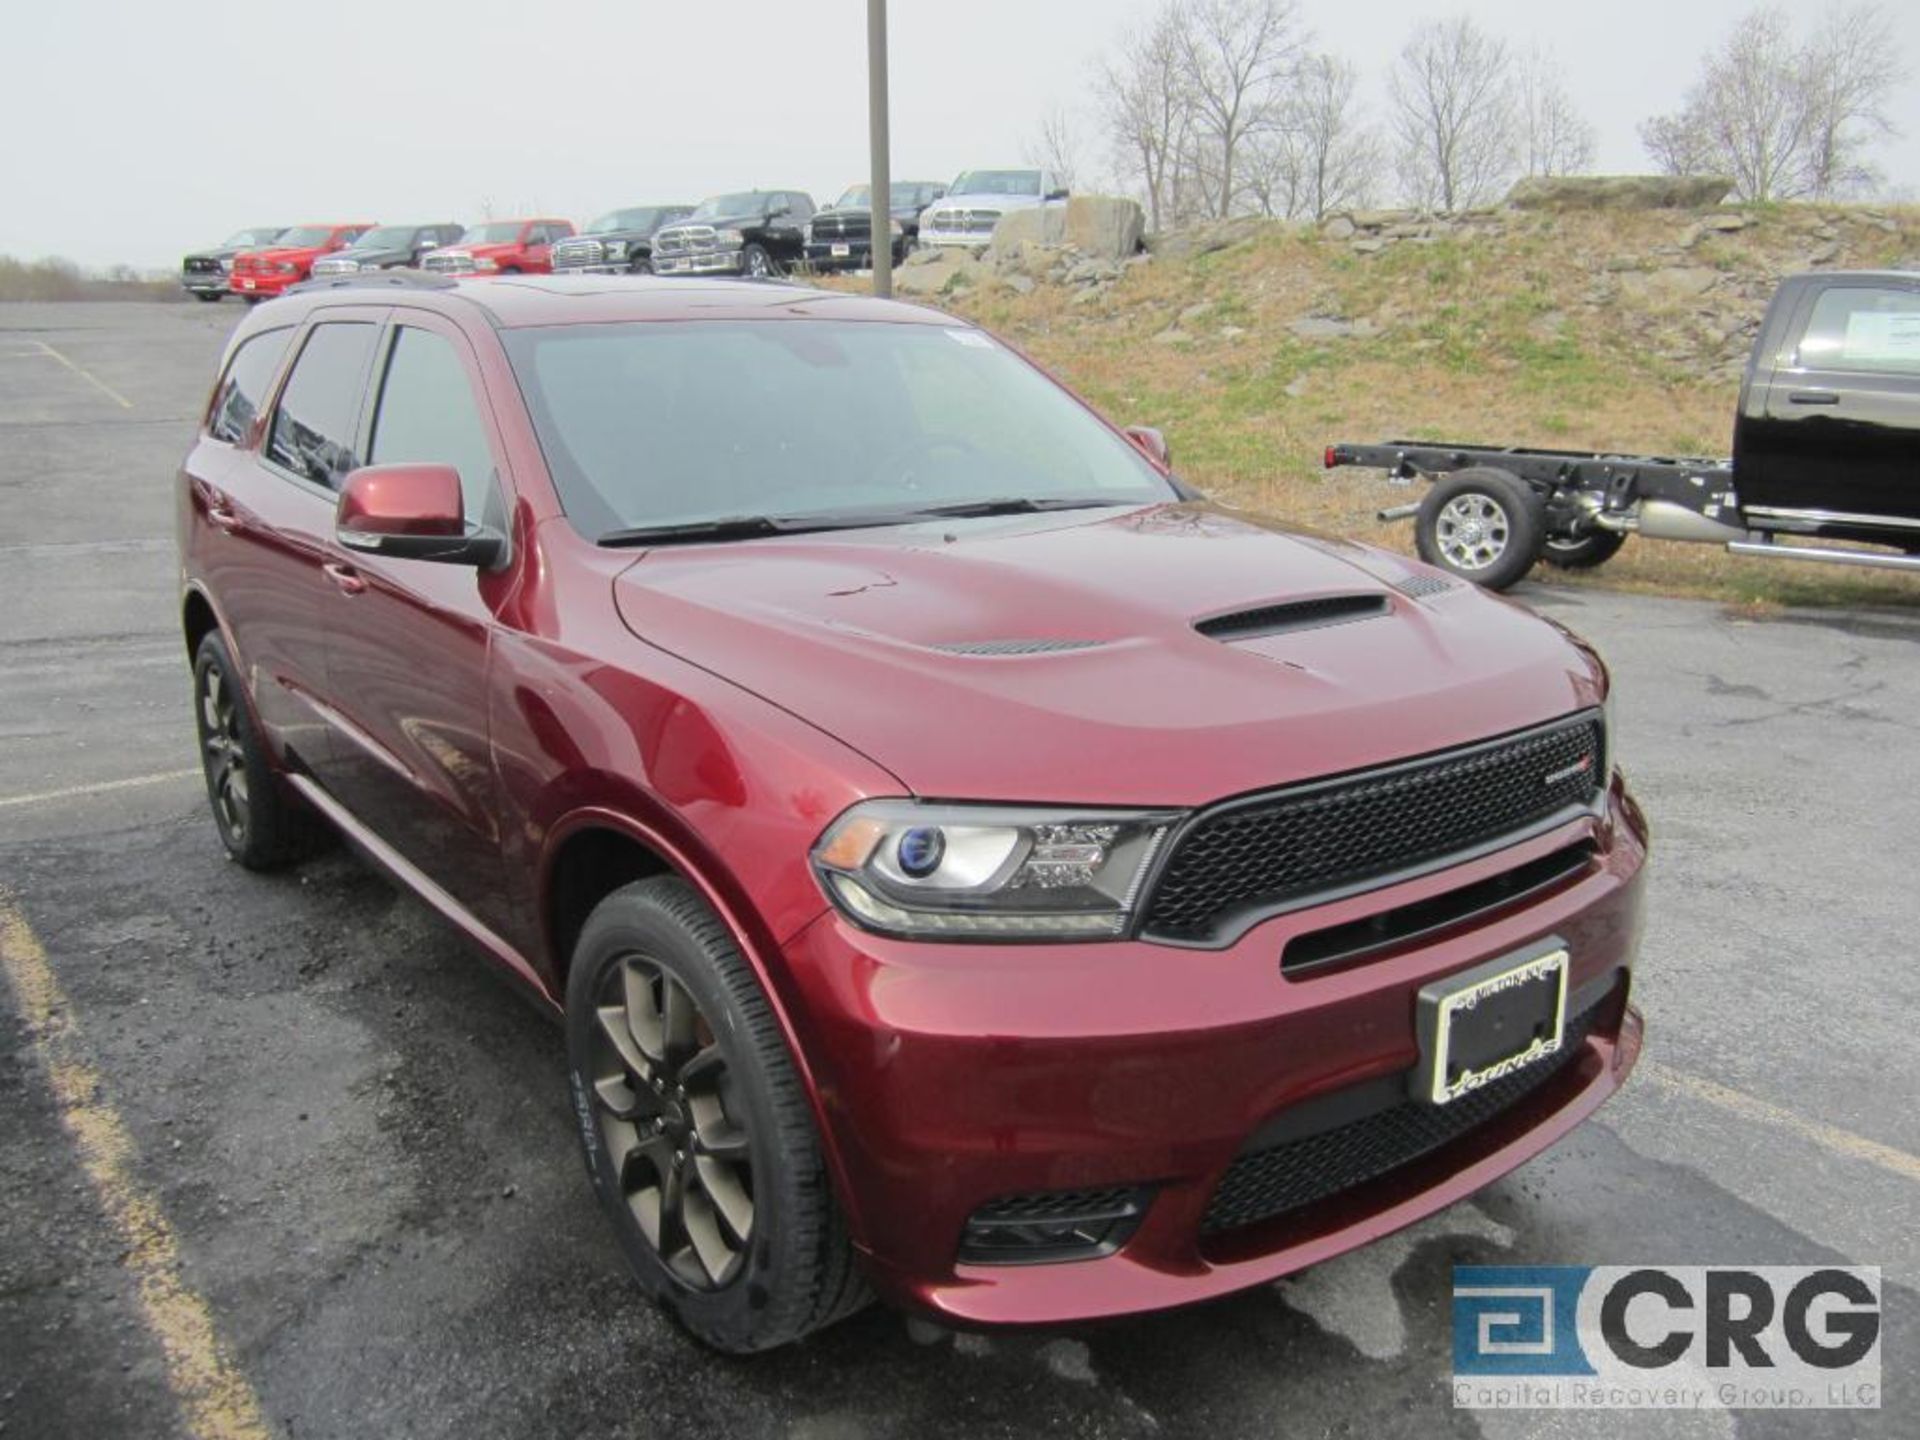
[1415, 942, 1569, 1106]
[831, 242, 851, 258]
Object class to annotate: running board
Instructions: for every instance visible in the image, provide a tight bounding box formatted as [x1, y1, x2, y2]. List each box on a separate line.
[1727, 541, 1920, 574]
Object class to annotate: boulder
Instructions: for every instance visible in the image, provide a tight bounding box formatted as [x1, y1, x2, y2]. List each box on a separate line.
[1321, 215, 1356, 241]
[893, 250, 988, 297]
[1144, 216, 1267, 259]
[1617, 266, 1719, 307]
[989, 195, 1144, 265]
[1504, 174, 1734, 211]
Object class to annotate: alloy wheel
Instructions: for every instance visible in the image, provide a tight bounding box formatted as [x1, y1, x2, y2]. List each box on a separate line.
[589, 955, 755, 1290]
[1434, 493, 1512, 572]
[198, 664, 249, 845]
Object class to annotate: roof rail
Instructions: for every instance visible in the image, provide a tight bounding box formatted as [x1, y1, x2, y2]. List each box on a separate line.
[288, 269, 460, 295]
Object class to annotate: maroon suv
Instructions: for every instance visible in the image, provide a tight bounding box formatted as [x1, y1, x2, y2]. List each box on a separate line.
[177, 271, 1647, 1352]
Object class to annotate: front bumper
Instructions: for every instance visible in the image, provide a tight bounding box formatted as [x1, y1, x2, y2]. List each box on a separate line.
[553, 263, 638, 275]
[652, 250, 744, 276]
[917, 229, 994, 250]
[182, 271, 227, 294]
[229, 271, 299, 297]
[779, 776, 1649, 1326]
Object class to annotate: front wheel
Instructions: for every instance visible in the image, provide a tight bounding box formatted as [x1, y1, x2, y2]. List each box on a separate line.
[1414, 468, 1545, 591]
[1541, 529, 1626, 570]
[741, 243, 776, 279]
[565, 877, 868, 1352]
[193, 291, 224, 303]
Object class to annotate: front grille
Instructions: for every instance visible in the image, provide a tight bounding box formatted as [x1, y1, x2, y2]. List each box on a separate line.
[1141, 712, 1605, 943]
[928, 208, 1001, 235]
[1201, 990, 1607, 1234]
[652, 225, 717, 257]
[811, 215, 871, 241]
[421, 252, 472, 274]
[552, 238, 603, 267]
[185, 257, 222, 275]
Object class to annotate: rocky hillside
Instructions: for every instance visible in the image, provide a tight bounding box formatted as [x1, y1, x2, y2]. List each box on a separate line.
[841, 182, 1920, 608]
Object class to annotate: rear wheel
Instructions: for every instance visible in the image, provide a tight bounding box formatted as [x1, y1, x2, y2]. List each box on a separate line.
[1415, 468, 1545, 592]
[191, 632, 322, 869]
[565, 877, 868, 1352]
[1541, 529, 1627, 570]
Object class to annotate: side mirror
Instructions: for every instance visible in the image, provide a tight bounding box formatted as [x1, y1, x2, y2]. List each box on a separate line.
[768, 203, 790, 219]
[1047, 188, 1070, 201]
[335, 463, 504, 567]
[1124, 426, 1171, 468]
[417, 238, 439, 252]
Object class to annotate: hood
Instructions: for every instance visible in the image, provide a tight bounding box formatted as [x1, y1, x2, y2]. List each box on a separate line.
[251, 245, 325, 262]
[458, 240, 523, 258]
[330, 246, 407, 264]
[611, 504, 1605, 805]
[660, 213, 760, 233]
[930, 191, 1047, 214]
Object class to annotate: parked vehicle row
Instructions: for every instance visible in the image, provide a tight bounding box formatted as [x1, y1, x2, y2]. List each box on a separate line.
[179, 169, 1069, 299]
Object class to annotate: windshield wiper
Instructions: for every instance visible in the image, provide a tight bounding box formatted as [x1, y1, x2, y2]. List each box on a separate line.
[597, 512, 914, 548]
[911, 496, 1127, 519]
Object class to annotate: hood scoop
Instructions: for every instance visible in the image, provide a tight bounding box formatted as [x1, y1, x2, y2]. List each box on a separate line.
[929, 638, 1108, 657]
[1195, 593, 1391, 643]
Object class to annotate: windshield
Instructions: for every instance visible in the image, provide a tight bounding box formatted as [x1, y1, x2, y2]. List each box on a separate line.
[833, 186, 871, 210]
[588, 208, 667, 234]
[503, 320, 1174, 539]
[458, 222, 525, 245]
[224, 227, 284, 247]
[689, 192, 767, 220]
[350, 226, 414, 250]
[274, 226, 334, 248]
[948, 170, 1042, 197]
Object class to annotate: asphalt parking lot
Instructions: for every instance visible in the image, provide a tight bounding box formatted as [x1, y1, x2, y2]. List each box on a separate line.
[1, 300, 1915, 1440]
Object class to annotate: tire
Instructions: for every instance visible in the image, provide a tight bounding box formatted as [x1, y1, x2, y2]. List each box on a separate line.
[193, 291, 224, 303]
[1414, 468, 1546, 591]
[565, 877, 868, 1352]
[1541, 529, 1627, 570]
[191, 632, 323, 869]
[241, 295, 262, 305]
[741, 243, 776, 279]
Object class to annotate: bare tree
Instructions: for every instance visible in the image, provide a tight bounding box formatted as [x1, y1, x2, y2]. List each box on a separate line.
[1025, 105, 1085, 192]
[1176, 0, 1305, 218]
[1639, 5, 1905, 201]
[1390, 16, 1519, 211]
[1800, 5, 1904, 198]
[1097, 6, 1196, 230]
[1518, 48, 1596, 178]
[1245, 53, 1381, 218]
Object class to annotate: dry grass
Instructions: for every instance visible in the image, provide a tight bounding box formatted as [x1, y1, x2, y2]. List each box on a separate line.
[845, 203, 1920, 610]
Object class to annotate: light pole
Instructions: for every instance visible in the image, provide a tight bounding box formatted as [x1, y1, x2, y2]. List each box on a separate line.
[867, 0, 892, 298]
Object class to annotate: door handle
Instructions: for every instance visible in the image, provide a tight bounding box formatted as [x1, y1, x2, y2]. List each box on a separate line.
[323, 561, 367, 597]
[1787, 390, 1840, 405]
[205, 496, 241, 531]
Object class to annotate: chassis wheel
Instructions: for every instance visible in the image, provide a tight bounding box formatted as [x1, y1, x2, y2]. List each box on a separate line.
[1415, 468, 1545, 591]
[191, 632, 322, 869]
[193, 291, 224, 303]
[741, 243, 776, 279]
[565, 877, 868, 1352]
[1541, 529, 1626, 570]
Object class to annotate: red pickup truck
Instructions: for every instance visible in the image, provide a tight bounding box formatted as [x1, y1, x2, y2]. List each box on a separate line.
[420, 218, 575, 276]
[229, 224, 374, 301]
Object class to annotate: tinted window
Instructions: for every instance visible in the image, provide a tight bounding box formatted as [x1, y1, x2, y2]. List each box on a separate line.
[505, 320, 1174, 537]
[266, 322, 378, 489]
[369, 327, 501, 529]
[1796, 285, 1920, 375]
[209, 328, 294, 444]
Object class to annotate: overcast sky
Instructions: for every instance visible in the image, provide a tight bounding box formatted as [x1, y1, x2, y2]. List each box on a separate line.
[5, 0, 1916, 271]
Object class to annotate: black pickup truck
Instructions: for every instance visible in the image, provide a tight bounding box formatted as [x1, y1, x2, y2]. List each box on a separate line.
[649, 191, 815, 278]
[1327, 270, 1920, 589]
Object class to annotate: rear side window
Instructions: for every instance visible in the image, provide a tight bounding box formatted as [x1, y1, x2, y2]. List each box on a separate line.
[267, 321, 379, 489]
[208, 327, 294, 444]
[1795, 285, 1920, 374]
[368, 327, 501, 528]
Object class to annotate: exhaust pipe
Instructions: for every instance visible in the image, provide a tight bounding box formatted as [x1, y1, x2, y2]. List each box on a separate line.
[1377, 502, 1421, 522]
[1593, 499, 1747, 544]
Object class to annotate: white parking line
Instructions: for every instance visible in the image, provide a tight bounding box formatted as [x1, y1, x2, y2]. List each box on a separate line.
[1641, 1061, 1920, 1185]
[33, 340, 135, 409]
[0, 768, 200, 811]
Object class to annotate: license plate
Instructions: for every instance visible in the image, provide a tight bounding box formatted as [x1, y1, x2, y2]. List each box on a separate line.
[1415, 944, 1568, 1106]
[240, 279, 256, 289]
[831, 243, 851, 258]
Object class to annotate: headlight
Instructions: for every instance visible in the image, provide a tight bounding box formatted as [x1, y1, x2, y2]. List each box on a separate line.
[218, 258, 233, 274]
[474, 256, 499, 271]
[606, 240, 627, 259]
[802, 223, 813, 244]
[275, 261, 297, 274]
[812, 800, 1179, 940]
[717, 228, 745, 246]
[889, 219, 903, 236]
